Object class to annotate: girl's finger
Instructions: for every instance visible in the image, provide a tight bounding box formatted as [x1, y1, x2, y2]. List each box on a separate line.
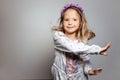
[101, 52, 108, 56]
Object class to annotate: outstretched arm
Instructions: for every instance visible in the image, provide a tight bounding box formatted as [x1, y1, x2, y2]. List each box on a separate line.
[84, 61, 103, 75]
[54, 31, 101, 55]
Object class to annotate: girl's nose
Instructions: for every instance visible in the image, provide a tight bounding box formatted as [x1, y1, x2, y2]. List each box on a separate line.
[68, 21, 72, 25]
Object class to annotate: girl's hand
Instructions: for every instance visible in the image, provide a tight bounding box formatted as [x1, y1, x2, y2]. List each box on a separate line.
[88, 68, 103, 75]
[100, 42, 112, 56]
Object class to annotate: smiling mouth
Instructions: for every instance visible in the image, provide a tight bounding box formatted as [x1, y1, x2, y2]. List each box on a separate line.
[67, 26, 74, 28]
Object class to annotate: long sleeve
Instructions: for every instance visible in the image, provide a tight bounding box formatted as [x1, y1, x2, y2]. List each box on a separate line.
[54, 31, 101, 55]
[83, 61, 92, 75]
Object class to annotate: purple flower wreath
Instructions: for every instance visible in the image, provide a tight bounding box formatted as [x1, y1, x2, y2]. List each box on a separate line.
[61, 2, 83, 14]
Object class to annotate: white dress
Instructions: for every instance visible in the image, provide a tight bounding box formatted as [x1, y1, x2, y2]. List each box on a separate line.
[51, 31, 101, 80]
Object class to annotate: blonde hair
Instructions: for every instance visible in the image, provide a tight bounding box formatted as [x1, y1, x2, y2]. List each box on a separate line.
[52, 6, 95, 44]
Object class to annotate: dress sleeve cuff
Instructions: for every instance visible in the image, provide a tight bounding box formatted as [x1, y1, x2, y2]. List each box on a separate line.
[84, 61, 92, 75]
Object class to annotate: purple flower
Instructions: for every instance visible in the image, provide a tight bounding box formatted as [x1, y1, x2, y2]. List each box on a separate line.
[64, 4, 69, 8]
[78, 5, 83, 10]
[71, 2, 76, 7]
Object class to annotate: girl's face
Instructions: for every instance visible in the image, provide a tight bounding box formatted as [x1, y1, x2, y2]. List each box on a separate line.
[63, 9, 80, 35]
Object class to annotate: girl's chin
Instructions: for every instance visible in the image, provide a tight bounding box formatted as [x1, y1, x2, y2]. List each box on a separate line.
[65, 31, 76, 34]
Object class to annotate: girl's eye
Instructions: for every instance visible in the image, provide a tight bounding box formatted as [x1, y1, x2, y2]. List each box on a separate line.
[73, 19, 77, 21]
[64, 19, 69, 21]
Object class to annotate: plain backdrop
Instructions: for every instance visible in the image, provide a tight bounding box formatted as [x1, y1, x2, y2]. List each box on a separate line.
[0, 0, 120, 80]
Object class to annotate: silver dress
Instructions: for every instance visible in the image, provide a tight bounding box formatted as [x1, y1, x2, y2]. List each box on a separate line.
[51, 31, 101, 80]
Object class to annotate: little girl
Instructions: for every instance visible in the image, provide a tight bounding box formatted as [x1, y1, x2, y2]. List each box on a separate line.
[51, 3, 111, 80]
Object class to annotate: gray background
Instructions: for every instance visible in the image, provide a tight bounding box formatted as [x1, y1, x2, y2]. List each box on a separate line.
[0, 0, 119, 80]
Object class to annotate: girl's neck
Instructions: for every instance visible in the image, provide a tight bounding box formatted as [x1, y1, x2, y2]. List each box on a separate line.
[65, 32, 77, 41]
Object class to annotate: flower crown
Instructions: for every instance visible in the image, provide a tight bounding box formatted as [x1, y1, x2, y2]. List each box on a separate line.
[61, 2, 83, 14]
